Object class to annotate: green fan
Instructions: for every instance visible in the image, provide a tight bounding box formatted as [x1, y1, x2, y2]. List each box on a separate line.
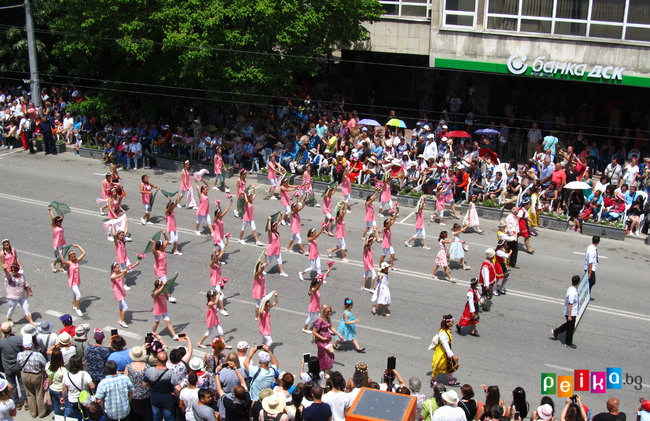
[321, 181, 338, 198]
[49, 201, 71, 216]
[382, 170, 390, 183]
[416, 195, 424, 211]
[143, 231, 163, 254]
[265, 212, 281, 232]
[160, 272, 178, 295]
[54, 245, 72, 263]
[333, 200, 343, 217]
[149, 189, 159, 209]
[161, 190, 178, 199]
[253, 251, 265, 276]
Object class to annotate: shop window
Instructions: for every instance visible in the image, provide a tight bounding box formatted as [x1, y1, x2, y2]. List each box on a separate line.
[556, 0, 589, 20]
[520, 19, 552, 34]
[589, 24, 623, 39]
[628, 0, 650, 25]
[626, 26, 650, 41]
[521, 0, 553, 18]
[590, 0, 625, 22]
[379, 0, 431, 19]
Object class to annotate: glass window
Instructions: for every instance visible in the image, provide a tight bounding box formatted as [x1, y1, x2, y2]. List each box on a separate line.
[379, 0, 431, 18]
[445, 0, 475, 12]
[555, 0, 589, 19]
[628, 0, 650, 25]
[381, 2, 398, 15]
[445, 14, 475, 26]
[554, 21, 587, 36]
[487, 17, 518, 30]
[488, 0, 518, 15]
[589, 24, 623, 39]
[520, 19, 552, 33]
[591, 0, 625, 22]
[626, 26, 650, 41]
[401, 4, 428, 17]
[521, 0, 552, 17]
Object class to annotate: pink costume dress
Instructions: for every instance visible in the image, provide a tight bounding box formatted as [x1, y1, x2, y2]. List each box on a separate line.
[363, 246, 374, 271]
[141, 183, 152, 207]
[267, 161, 276, 181]
[153, 294, 168, 316]
[181, 169, 196, 207]
[341, 177, 351, 197]
[267, 232, 281, 257]
[323, 196, 333, 217]
[111, 275, 126, 302]
[154, 251, 167, 280]
[214, 154, 223, 175]
[314, 318, 334, 370]
[308, 290, 321, 312]
[53, 226, 66, 249]
[280, 188, 291, 209]
[166, 211, 177, 234]
[365, 202, 375, 223]
[336, 219, 346, 239]
[213, 219, 224, 245]
[102, 179, 111, 200]
[382, 228, 392, 251]
[252, 273, 266, 302]
[237, 179, 246, 198]
[210, 262, 223, 289]
[206, 303, 220, 328]
[463, 202, 480, 227]
[415, 211, 424, 230]
[290, 213, 301, 236]
[197, 193, 209, 217]
[115, 240, 128, 265]
[308, 239, 319, 260]
[258, 310, 271, 336]
[435, 240, 449, 267]
[3, 248, 17, 268]
[243, 202, 254, 222]
[436, 192, 445, 212]
[67, 262, 80, 288]
[380, 182, 392, 204]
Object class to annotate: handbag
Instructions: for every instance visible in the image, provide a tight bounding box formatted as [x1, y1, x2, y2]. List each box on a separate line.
[446, 357, 459, 373]
[43, 372, 53, 391]
[43, 388, 52, 405]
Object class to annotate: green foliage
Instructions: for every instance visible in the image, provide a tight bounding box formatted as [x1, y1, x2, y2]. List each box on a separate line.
[479, 198, 498, 208]
[66, 94, 122, 121]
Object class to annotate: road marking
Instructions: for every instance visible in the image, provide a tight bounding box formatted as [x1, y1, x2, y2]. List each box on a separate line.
[545, 364, 650, 388]
[573, 251, 607, 259]
[94, 173, 107, 176]
[101, 326, 143, 340]
[228, 298, 421, 339]
[0, 149, 25, 159]
[398, 211, 415, 224]
[45, 309, 80, 322]
[19, 250, 109, 273]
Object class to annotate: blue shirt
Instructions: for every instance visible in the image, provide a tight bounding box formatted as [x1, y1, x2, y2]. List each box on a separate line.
[625, 191, 639, 205]
[95, 374, 134, 420]
[371, 145, 383, 157]
[540, 164, 554, 187]
[107, 349, 133, 372]
[303, 402, 333, 421]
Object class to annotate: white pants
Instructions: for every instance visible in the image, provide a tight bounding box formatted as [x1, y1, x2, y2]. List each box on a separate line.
[364, 269, 377, 279]
[268, 254, 283, 265]
[197, 214, 212, 225]
[169, 231, 178, 243]
[365, 220, 377, 228]
[204, 324, 224, 337]
[215, 239, 225, 250]
[324, 213, 332, 220]
[262, 335, 273, 346]
[242, 220, 257, 231]
[413, 228, 426, 238]
[380, 200, 393, 209]
[338, 238, 347, 250]
[118, 260, 132, 272]
[343, 194, 350, 202]
[291, 233, 302, 244]
[118, 300, 128, 311]
[71, 285, 81, 300]
[153, 312, 171, 322]
[303, 258, 321, 274]
[382, 246, 395, 256]
[438, 209, 444, 217]
[6, 298, 30, 319]
[181, 189, 196, 207]
[305, 311, 319, 326]
[284, 206, 291, 214]
[144, 204, 152, 214]
[255, 298, 262, 308]
[269, 178, 277, 187]
[213, 284, 222, 294]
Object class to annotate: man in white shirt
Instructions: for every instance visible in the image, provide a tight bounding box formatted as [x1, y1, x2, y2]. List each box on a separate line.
[622, 157, 640, 187]
[526, 123, 542, 160]
[551, 275, 580, 348]
[604, 158, 623, 186]
[126, 136, 143, 170]
[321, 371, 350, 421]
[347, 372, 365, 404]
[584, 236, 599, 294]
[432, 390, 467, 421]
[423, 134, 438, 161]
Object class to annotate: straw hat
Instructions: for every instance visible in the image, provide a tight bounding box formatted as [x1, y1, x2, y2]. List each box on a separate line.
[262, 394, 286, 415]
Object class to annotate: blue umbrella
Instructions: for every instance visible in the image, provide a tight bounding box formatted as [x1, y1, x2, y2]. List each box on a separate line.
[358, 119, 381, 127]
[386, 118, 407, 128]
[475, 128, 500, 135]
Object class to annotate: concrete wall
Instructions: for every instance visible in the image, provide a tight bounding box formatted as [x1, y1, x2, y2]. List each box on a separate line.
[355, 19, 430, 56]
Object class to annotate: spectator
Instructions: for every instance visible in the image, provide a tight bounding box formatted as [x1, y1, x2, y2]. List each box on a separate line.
[432, 390, 466, 421]
[35, 320, 56, 355]
[458, 384, 478, 421]
[143, 350, 179, 421]
[61, 355, 95, 420]
[303, 385, 331, 421]
[193, 389, 218, 421]
[125, 345, 153, 421]
[17, 334, 48, 418]
[59, 313, 76, 336]
[95, 360, 134, 420]
[126, 136, 143, 170]
[347, 372, 365, 403]
[0, 378, 17, 419]
[243, 345, 279, 401]
[85, 329, 112, 386]
[409, 377, 427, 415]
[179, 371, 200, 421]
[73, 324, 91, 360]
[592, 398, 625, 421]
[46, 347, 69, 416]
[259, 394, 288, 421]
[0, 322, 27, 409]
[422, 384, 446, 421]
[107, 335, 132, 373]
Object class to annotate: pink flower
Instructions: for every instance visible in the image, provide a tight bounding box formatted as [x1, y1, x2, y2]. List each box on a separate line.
[136, 253, 146, 260]
[328, 261, 335, 267]
[321, 222, 327, 228]
[225, 193, 233, 198]
[214, 199, 221, 207]
[293, 191, 300, 197]
[127, 264, 133, 270]
[225, 233, 231, 238]
[222, 277, 229, 283]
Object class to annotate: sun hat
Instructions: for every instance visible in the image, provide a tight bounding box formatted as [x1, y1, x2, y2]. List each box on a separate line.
[189, 357, 203, 371]
[538, 404, 553, 420]
[58, 332, 72, 346]
[262, 394, 286, 414]
[237, 341, 249, 350]
[20, 324, 37, 337]
[485, 248, 495, 259]
[75, 324, 90, 339]
[258, 388, 274, 402]
[0, 379, 7, 392]
[337, 151, 344, 156]
[498, 220, 507, 227]
[259, 351, 271, 364]
[441, 390, 459, 404]
[380, 262, 390, 269]
[129, 346, 147, 362]
[2, 322, 14, 333]
[38, 320, 53, 334]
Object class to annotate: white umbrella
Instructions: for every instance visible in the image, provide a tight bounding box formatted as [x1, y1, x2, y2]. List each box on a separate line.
[564, 181, 592, 190]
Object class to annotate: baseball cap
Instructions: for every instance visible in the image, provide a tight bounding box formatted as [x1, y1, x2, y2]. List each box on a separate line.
[59, 314, 73, 325]
[94, 328, 105, 341]
[237, 341, 249, 350]
[641, 400, 650, 412]
[22, 335, 33, 348]
[259, 351, 271, 363]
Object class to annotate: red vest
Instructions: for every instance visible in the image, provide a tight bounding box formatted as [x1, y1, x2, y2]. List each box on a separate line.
[479, 260, 496, 286]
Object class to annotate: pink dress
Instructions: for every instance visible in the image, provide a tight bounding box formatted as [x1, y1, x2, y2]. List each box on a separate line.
[111, 276, 126, 302]
[214, 154, 223, 175]
[435, 240, 448, 267]
[53, 226, 66, 248]
[323, 196, 332, 216]
[290, 213, 301, 235]
[108, 201, 119, 219]
[436, 193, 445, 211]
[237, 179, 246, 197]
[243, 202, 254, 222]
[154, 251, 167, 278]
[166, 212, 177, 232]
[141, 183, 152, 205]
[303, 172, 312, 190]
[463, 202, 480, 227]
[280, 189, 290, 207]
[67, 262, 80, 287]
[314, 318, 334, 370]
[252, 274, 266, 300]
[102, 179, 111, 200]
[381, 182, 392, 203]
[267, 161, 276, 180]
[213, 219, 224, 244]
[382, 228, 392, 249]
[258, 310, 271, 336]
[308, 290, 321, 312]
[206, 304, 220, 327]
[197, 193, 209, 216]
[336, 220, 346, 239]
[415, 211, 424, 229]
[267, 232, 281, 256]
[363, 246, 373, 270]
[365, 203, 375, 222]
[3, 249, 16, 268]
[181, 170, 191, 191]
[341, 177, 351, 196]
[308, 240, 319, 259]
[210, 263, 222, 287]
[153, 294, 168, 316]
[115, 241, 128, 264]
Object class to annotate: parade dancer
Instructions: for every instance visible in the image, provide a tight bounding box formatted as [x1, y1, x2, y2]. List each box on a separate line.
[301, 163, 318, 207]
[361, 235, 377, 292]
[328, 202, 350, 263]
[378, 178, 393, 214]
[209, 241, 229, 316]
[212, 145, 230, 192]
[518, 198, 534, 254]
[299, 226, 325, 280]
[405, 196, 430, 249]
[165, 194, 183, 255]
[333, 298, 365, 352]
[99, 172, 113, 216]
[431, 231, 456, 283]
[110, 260, 140, 328]
[265, 153, 284, 198]
[212, 198, 233, 251]
[109, 164, 125, 208]
[234, 169, 247, 218]
[197, 290, 228, 348]
[430, 315, 460, 387]
[448, 223, 470, 270]
[150, 230, 177, 303]
[286, 196, 308, 255]
[341, 166, 352, 212]
[195, 179, 215, 236]
[498, 217, 519, 269]
[48, 206, 66, 273]
[494, 240, 511, 296]
[140, 175, 159, 225]
[463, 195, 485, 234]
[1, 239, 22, 272]
[479, 248, 496, 312]
[433, 183, 447, 225]
[456, 278, 480, 336]
[322, 183, 337, 236]
[371, 262, 392, 316]
[238, 186, 264, 245]
[104, 188, 130, 242]
[312, 304, 343, 374]
[302, 266, 333, 333]
[4, 264, 35, 326]
[265, 214, 289, 277]
[361, 191, 381, 241]
[379, 210, 399, 270]
[180, 160, 197, 209]
[59, 245, 87, 317]
[151, 273, 179, 340]
[258, 291, 278, 346]
[279, 179, 299, 225]
[253, 252, 268, 320]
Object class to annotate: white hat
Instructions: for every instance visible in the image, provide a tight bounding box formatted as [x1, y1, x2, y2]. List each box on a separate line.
[380, 262, 390, 269]
[485, 248, 495, 258]
[385, 139, 393, 147]
[427, 134, 435, 139]
[237, 341, 249, 350]
[336, 151, 344, 156]
[189, 357, 203, 371]
[259, 351, 271, 364]
[442, 390, 459, 404]
[262, 394, 286, 415]
[22, 334, 33, 349]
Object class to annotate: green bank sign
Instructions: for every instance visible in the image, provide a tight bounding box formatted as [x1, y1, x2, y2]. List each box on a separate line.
[434, 56, 650, 88]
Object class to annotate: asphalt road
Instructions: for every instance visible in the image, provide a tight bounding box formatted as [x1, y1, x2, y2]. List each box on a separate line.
[0, 148, 648, 419]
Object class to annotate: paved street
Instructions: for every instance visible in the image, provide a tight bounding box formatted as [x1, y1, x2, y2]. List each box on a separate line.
[1, 148, 648, 419]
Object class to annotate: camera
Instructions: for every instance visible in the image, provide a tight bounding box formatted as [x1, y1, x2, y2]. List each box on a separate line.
[570, 395, 577, 403]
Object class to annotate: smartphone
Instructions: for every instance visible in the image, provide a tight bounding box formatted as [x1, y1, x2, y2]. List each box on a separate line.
[146, 333, 153, 343]
[111, 329, 118, 337]
[178, 333, 187, 338]
[303, 353, 310, 363]
[387, 356, 396, 370]
[257, 344, 264, 350]
[514, 412, 520, 421]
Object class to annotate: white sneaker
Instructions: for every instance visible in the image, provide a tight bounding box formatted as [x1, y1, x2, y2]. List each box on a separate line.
[124, 285, 131, 290]
[220, 309, 229, 316]
[302, 328, 312, 334]
[233, 210, 239, 218]
[141, 218, 146, 225]
[439, 222, 446, 226]
[168, 296, 177, 303]
[405, 241, 412, 247]
[299, 272, 304, 281]
[195, 231, 201, 235]
[239, 240, 246, 244]
[263, 271, 268, 275]
[225, 188, 230, 193]
[328, 250, 333, 257]
[281, 220, 287, 226]
[174, 251, 183, 256]
[314, 204, 320, 207]
[100, 208, 105, 216]
[270, 196, 277, 200]
[255, 241, 264, 246]
[74, 308, 83, 317]
[280, 272, 289, 278]
[192, 206, 198, 210]
[134, 167, 138, 170]
[213, 187, 219, 190]
[107, 236, 114, 241]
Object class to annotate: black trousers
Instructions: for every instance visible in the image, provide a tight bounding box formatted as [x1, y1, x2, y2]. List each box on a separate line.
[588, 271, 596, 292]
[555, 315, 576, 345]
[507, 240, 518, 267]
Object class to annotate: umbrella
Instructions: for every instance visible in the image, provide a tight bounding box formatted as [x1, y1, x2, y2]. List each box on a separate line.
[475, 128, 500, 135]
[564, 181, 592, 190]
[386, 119, 406, 128]
[478, 148, 500, 165]
[358, 119, 381, 127]
[446, 130, 471, 138]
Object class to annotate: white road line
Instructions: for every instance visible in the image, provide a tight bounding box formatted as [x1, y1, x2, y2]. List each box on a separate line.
[398, 211, 415, 224]
[228, 298, 421, 339]
[19, 250, 109, 273]
[573, 251, 607, 259]
[101, 326, 143, 340]
[45, 309, 80, 322]
[0, 149, 25, 159]
[544, 364, 650, 388]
